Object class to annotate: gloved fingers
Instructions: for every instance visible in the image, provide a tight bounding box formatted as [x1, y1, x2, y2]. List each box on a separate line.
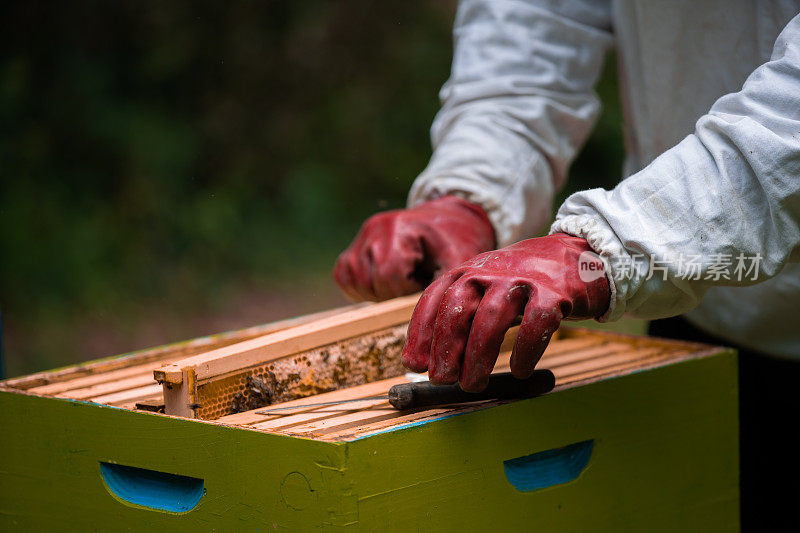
[459, 283, 527, 392]
[332, 221, 378, 301]
[332, 253, 363, 302]
[511, 293, 564, 379]
[402, 270, 462, 373]
[370, 237, 426, 300]
[347, 244, 377, 301]
[373, 269, 422, 300]
[428, 277, 483, 385]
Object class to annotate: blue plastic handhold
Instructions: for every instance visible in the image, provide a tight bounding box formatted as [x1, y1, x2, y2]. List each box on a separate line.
[503, 439, 594, 492]
[99, 462, 205, 513]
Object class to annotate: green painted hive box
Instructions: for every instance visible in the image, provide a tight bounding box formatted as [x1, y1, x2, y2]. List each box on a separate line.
[0, 304, 738, 532]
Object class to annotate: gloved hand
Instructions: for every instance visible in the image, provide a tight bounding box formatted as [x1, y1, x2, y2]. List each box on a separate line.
[401, 233, 610, 392]
[333, 196, 496, 301]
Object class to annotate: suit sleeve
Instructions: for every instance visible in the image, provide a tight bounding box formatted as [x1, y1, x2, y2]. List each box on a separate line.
[408, 0, 614, 247]
[551, 14, 800, 321]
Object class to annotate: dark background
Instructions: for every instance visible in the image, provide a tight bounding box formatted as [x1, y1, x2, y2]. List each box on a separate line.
[0, 1, 624, 377]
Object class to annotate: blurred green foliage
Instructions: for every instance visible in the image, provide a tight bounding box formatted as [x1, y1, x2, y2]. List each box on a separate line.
[0, 1, 623, 376]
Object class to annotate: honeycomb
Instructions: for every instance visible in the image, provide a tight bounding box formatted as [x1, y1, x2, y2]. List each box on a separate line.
[194, 323, 408, 419]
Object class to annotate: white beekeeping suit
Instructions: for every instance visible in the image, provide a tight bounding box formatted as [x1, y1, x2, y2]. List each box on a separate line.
[408, 0, 800, 358]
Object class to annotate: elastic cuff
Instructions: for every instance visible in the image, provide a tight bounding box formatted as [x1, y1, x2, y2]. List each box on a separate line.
[550, 214, 627, 322]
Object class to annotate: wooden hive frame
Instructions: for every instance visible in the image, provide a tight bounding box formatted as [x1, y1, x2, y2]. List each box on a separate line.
[153, 294, 421, 418]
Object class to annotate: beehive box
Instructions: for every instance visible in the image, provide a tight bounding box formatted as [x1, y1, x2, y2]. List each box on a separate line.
[0, 296, 739, 531]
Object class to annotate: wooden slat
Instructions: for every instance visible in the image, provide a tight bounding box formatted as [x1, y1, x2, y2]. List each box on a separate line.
[154, 294, 419, 384]
[301, 402, 498, 439]
[540, 341, 630, 367]
[553, 347, 671, 380]
[321, 408, 454, 440]
[217, 375, 412, 426]
[284, 405, 403, 436]
[28, 361, 170, 396]
[252, 399, 393, 432]
[555, 349, 695, 388]
[89, 384, 163, 405]
[537, 336, 599, 356]
[60, 373, 158, 400]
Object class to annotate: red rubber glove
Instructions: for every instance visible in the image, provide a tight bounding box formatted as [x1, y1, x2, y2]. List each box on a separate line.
[333, 196, 496, 301]
[401, 233, 610, 392]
